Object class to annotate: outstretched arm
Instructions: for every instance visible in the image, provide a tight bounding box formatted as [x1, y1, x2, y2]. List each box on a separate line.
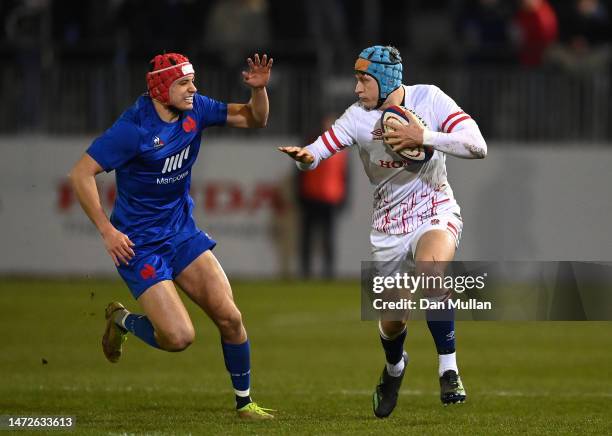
[69, 154, 135, 266]
[226, 53, 273, 128]
[280, 111, 355, 170]
[278, 146, 315, 170]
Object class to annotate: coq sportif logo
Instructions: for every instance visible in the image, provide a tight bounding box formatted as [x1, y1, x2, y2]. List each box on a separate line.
[153, 136, 165, 148]
[140, 263, 157, 280]
[162, 145, 190, 174]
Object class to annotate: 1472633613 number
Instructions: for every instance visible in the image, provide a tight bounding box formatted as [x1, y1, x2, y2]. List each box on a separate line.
[1, 416, 75, 428]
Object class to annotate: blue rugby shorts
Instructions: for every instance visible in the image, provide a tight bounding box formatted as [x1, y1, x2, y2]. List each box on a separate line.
[116, 230, 216, 299]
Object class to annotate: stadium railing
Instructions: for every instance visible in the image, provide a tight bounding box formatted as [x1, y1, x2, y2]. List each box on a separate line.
[1, 64, 610, 142]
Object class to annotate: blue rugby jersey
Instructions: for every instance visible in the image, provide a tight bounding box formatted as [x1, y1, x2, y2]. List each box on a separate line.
[87, 94, 227, 247]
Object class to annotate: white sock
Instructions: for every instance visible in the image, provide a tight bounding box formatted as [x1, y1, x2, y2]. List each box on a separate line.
[235, 388, 250, 397]
[115, 310, 130, 331]
[438, 352, 458, 377]
[386, 357, 405, 377]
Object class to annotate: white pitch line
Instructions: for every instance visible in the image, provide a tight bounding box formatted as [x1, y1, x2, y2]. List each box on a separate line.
[334, 389, 612, 398]
[51, 385, 612, 398]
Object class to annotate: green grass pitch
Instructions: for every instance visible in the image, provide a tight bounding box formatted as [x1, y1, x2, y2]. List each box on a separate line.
[0, 278, 610, 435]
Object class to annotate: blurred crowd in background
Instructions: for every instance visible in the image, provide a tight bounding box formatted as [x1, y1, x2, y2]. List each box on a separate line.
[1, 0, 611, 139]
[3, 0, 611, 70]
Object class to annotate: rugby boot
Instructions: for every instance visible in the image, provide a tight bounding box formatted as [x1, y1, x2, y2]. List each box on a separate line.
[439, 369, 466, 405]
[102, 301, 128, 363]
[372, 351, 408, 418]
[237, 402, 275, 420]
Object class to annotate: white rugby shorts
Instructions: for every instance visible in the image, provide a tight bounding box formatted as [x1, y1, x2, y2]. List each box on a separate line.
[371, 212, 463, 263]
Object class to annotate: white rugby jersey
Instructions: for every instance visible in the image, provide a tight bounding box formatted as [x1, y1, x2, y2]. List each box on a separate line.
[300, 84, 486, 235]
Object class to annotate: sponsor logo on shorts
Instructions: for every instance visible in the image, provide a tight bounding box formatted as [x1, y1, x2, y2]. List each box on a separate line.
[140, 263, 157, 280]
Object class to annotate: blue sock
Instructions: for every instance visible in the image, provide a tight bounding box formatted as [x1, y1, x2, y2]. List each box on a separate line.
[426, 308, 456, 354]
[221, 340, 251, 408]
[123, 314, 161, 349]
[379, 326, 407, 364]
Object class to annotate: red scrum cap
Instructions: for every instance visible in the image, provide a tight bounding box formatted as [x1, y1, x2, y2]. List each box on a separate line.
[146, 53, 195, 104]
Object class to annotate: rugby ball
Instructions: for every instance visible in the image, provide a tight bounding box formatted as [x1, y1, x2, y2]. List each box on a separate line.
[381, 105, 434, 163]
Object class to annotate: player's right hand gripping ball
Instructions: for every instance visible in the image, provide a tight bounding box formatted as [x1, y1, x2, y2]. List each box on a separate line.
[381, 105, 434, 164]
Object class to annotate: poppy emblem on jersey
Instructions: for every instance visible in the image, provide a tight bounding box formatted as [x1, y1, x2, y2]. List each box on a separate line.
[182, 116, 196, 133]
[153, 136, 165, 148]
[140, 264, 157, 280]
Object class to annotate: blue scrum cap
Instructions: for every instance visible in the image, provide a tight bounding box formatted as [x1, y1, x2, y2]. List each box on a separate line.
[355, 46, 403, 105]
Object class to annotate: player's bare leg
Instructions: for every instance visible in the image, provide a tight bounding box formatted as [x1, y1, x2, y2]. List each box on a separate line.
[136, 281, 195, 351]
[380, 320, 406, 337]
[414, 230, 456, 262]
[415, 229, 466, 405]
[176, 251, 273, 419]
[103, 281, 195, 362]
[176, 251, 245, 344]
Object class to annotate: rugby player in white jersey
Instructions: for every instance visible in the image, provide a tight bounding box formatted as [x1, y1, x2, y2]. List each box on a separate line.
[279, 45, 486, 418]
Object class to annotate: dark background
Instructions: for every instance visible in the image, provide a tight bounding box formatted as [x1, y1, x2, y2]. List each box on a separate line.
[1, 0, 611, 140]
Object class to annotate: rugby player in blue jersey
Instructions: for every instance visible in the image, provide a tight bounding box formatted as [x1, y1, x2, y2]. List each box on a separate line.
[69, 52, 274, 419]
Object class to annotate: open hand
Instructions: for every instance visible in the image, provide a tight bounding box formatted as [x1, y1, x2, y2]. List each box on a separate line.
[278, 146, 314, 164]
[242, 53, 273, 89]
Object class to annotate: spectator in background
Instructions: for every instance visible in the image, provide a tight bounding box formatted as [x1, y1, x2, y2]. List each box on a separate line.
[203, 0, 270, 67]
[115, 0, 204, 58]
[513, 0, 558, 67]
[298, 114, 348, 279]
[546, 0, 611, 74]
[5, 0, 50, 130]
[304, 0, 351, 68]
[458, 0, 514, 65]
